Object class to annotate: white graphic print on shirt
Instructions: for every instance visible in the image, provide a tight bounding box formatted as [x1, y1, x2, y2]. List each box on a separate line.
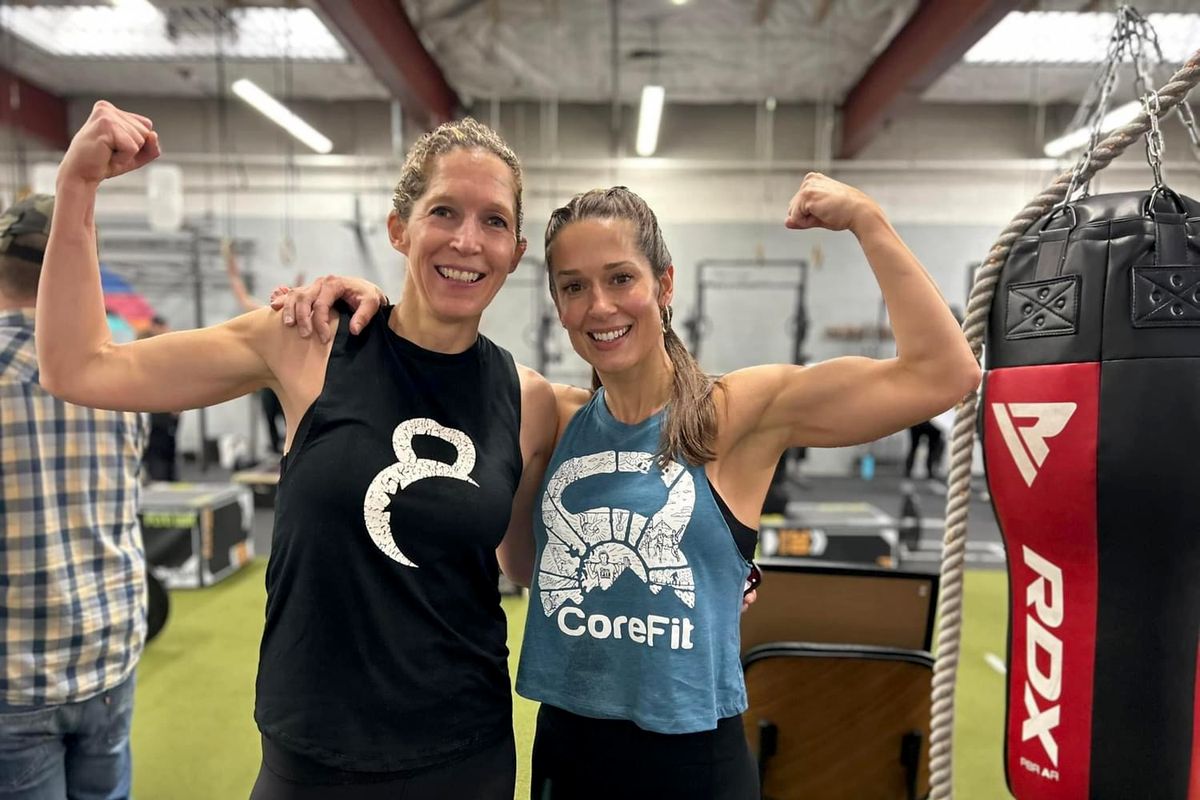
[538, 451, 696, 637]
[363, 418, 478, 568]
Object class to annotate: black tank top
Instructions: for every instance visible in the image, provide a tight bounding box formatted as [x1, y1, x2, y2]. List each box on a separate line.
[255, 305, 523, 772]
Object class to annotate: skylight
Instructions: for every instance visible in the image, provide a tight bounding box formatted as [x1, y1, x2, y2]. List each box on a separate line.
[964, 12, 1200, 65]
[0, 5, 347, 61]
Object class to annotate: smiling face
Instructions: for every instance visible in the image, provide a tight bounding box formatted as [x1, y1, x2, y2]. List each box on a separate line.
[548, 217, 673, 376]
[389, 148, 526, 323]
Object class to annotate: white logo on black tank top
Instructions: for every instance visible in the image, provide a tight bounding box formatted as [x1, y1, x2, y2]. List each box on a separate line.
[537, 451, 697, 650]
[363, 418, 478, 568]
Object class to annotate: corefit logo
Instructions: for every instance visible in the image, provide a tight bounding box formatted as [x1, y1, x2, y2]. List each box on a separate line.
[992, 403, 1077, 487]
[1021, 545, 1063, 772]
[538, 450, 698, 651]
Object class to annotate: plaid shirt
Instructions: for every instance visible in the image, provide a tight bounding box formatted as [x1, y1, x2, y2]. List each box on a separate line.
[0, 309, 147, 706]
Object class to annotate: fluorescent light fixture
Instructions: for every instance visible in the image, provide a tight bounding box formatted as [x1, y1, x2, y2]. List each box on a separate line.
[636, 85, 665, 157]
[966, 12, 1200, 64]
[232, 78, 333, 154]
[1044, 100, 1142, 158]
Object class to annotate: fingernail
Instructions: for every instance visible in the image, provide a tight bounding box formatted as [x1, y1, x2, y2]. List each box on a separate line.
[284, 316, 293, 325]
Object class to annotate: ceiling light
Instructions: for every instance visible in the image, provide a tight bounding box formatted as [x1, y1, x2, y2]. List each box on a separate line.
[670, 0, 689, 5]
[232, 78, 333, 154]
[966, 12, 1200, 64]
[1044, 100, 1141, 158]
[636, 85, 665, 157]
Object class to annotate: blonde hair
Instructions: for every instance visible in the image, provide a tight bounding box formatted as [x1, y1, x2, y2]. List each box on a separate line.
[392, 117, 524, 239]
[545, 186, 720, 467]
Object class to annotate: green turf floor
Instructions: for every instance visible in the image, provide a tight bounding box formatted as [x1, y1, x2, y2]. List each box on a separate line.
[131, 560, 1012, 799]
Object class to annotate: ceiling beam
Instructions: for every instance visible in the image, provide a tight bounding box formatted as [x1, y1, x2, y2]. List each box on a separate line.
[310, 0, 460, 127]
[838, 0, 1022, 158]
[0, 68, 69, 151]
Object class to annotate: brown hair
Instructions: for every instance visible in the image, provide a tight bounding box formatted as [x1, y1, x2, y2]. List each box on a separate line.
[545, 186, 719, 467]
[392, 117, 524, 239]
[0, 233, 48, 299]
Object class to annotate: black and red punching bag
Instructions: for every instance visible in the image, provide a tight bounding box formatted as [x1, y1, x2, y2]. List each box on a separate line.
[983, 184, 1200, 799]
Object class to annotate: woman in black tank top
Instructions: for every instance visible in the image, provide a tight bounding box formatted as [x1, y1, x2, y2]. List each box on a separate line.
[36, 103, 559, 799]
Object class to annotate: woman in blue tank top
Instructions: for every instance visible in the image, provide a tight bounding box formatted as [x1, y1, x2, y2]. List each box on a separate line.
[35, 101, 559, 799]
[294, 178, 981, 799]
[514, 180, 980, 799]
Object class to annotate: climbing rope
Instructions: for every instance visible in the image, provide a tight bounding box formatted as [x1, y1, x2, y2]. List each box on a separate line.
[928, 43, 1200, 800]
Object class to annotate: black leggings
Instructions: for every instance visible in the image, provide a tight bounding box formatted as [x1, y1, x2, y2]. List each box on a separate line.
[531, 705, 758, 800]
[249, 734, 515, 800]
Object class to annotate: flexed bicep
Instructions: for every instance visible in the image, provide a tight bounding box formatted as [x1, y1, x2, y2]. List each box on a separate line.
[723, 359, 973, 451]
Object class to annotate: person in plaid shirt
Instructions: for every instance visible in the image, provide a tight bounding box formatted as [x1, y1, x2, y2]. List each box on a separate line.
[0, 194, 148, 799]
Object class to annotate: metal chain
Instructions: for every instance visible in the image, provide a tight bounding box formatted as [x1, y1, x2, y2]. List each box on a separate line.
[1062, 6, 1200, 199]
[1131, 7, 1164, 183]
[1065, 12, 1128, 201]
[1130, 5, 1200, 153]
[929, 45, 1200, 800]
[1143, 90, 1164, 185]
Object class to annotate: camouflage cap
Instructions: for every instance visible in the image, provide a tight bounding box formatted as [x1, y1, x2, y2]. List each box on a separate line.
[0, 193, 54, 264]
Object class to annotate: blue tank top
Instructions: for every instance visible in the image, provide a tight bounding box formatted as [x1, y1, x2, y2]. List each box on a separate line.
[516, 389, 754, 734]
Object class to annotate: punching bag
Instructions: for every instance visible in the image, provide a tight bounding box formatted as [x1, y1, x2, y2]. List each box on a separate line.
[983, 183, 1200, 798]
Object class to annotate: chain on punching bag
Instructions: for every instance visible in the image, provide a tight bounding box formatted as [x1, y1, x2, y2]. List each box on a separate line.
[930, 8, 1200, 798]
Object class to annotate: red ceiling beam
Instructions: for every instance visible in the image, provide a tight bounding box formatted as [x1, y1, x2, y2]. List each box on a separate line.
[838, 0, 1022, 158]
[0, 68, 69, 151]
[311, 0, 460, 127]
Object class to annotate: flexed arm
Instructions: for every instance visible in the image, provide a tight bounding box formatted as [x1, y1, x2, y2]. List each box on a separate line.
[721, 173, 980, 453]
[36, 101, 282, 413]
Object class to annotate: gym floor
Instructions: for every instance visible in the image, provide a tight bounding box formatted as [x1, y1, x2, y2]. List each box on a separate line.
[132, 468, 1014, 799]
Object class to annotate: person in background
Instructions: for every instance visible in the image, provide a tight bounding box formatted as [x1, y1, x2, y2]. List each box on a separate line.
[903, 305, 963, 483]
[0, 193, 148, 800]
[139, 315, 180, 481]
[224, 239, 290, 455]
[904, 417, 944, 480]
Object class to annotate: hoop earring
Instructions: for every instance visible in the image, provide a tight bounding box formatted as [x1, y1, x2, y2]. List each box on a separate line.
[661, 304, 673, 334]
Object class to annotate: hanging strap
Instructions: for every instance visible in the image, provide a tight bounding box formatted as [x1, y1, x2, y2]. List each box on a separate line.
[1035, 226, 1071, 280]
[1155, 212, 1188, 266]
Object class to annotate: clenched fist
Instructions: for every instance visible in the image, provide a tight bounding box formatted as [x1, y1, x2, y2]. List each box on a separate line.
[59, 100, 160, 187]
[785, 172, 882, 234]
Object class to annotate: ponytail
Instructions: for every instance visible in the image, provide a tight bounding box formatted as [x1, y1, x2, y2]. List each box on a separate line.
[658, 322, 719, 467]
